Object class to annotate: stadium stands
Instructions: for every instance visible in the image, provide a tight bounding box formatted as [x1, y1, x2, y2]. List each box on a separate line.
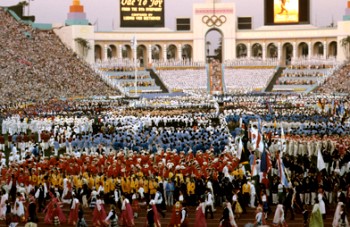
[271, 63, 339, 93]
[157, 68, 275, 94]
[317, 62, 350, 94]
[0, 8, 119, 104]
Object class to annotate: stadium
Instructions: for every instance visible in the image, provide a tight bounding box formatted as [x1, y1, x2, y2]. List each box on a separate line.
[0, 0, 350, 226]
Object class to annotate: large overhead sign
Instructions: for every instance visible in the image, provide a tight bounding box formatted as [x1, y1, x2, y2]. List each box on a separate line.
[273, 0, 299, 24]
[120, 0, 164, 27]
[265, 0, 310, 25]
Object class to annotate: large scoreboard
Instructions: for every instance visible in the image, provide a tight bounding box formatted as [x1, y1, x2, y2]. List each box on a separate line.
[120, 0, 165, 27]
[265, 0, 310, 25]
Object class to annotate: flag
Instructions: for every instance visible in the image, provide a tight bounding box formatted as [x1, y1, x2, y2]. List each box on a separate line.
[251, 155, 258, 176]
[266, 150, 272, 173]
[277, 156, 290, 187]
[257, 132, 264, 153]
[317, 149, 326, 171]
[260, 149, 267, 172]
[131, 36, 137, 50]
[93, 18, 99, 31]
[267, 101, 273, 114]
[280, 161, 290, 187]
[280, 123, 285, 141]
[260, 148, 272, 173]
[280, 123, 285, 152]
[237, 137, 243, 160]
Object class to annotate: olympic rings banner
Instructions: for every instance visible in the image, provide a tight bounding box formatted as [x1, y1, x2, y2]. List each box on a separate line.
[207, 60, 225, 95]
[202, 15, 227, 27]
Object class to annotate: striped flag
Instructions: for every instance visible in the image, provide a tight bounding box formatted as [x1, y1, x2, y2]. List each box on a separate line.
[260, 148, 272, 173]
[277, 153, 290, 187]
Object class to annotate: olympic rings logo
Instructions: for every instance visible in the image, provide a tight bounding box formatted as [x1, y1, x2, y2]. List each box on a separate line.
[202, 15, 227, 27]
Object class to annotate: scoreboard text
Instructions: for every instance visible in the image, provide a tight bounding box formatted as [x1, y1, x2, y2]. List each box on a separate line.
[120, 0, 164, 27]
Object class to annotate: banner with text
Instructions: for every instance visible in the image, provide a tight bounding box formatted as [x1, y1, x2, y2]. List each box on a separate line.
[120, 0, 164, 27]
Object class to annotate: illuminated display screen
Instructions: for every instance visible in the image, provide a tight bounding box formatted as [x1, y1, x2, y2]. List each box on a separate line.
[120, 0, 164, 27]
[274, 0, 299, 23]
[265, 0, 309, 25]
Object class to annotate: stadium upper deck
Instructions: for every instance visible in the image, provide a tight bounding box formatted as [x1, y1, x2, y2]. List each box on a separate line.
[52, 0, 349, 66]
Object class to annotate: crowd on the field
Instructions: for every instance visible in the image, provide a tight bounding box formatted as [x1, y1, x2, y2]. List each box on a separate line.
[0, 94, 349, 227]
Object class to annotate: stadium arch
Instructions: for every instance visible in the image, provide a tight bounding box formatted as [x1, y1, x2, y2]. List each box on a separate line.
[328, 41, 337, 57]
[166, 44, 178, 60]
[313, 41, 324, 57]
[205, 28, 223, 63]
[282, 42, 293, 65]
[122, 44, 132, 59]
[266, 43, 277, 59]
[251, 43, 263, 58]
[181, 44, 192, 60]
[236, 43, 247, 58]
[297, 42, 309, 58]
[137, 44, 147, 66]
[94, 44, 102, 61]
[107, 44, 117, 59]
[151, 44, 162, 61]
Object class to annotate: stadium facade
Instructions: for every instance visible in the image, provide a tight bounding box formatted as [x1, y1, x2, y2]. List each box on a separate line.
[55, 0, 350, 65]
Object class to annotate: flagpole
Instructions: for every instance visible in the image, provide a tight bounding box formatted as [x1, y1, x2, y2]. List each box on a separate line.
[131, 36, 138, 96]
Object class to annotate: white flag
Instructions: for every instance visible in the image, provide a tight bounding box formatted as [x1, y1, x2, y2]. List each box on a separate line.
[280, 123, 285, 152]
[237, 137, 243, 160]
[317, 149, 326, 171]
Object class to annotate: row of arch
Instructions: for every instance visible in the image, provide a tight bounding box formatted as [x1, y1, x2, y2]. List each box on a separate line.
[95, 41, 338, 64]
[95, 44, 193, 65]
[236, 41, 337, 59]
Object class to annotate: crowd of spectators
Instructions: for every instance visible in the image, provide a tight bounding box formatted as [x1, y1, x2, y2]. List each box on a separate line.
[109, 74, 150, 80]
[287, 63, 330, 70]
[0, 8, 119, 105]
[158, 68, 275, 94]
[290, 56, 338, 67]
[152, 59, 206, 68]
[94, 58, 139, 71]
[158, 69, 207, 91]
[120, 81, 155, 88]
[276, 79, 316, 85]
[281, 71, 325, 78]
[225, 69, 275, 93]
[224, 57, 279, 67]
[273, 63, 340, 91]
[317, 62, 350, 94]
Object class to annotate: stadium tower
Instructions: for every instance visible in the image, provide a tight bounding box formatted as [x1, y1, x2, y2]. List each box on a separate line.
[65, 0, 89, 25]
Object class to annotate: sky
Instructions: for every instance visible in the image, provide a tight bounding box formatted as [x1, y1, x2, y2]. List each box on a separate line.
[0, 0, 347, 31]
